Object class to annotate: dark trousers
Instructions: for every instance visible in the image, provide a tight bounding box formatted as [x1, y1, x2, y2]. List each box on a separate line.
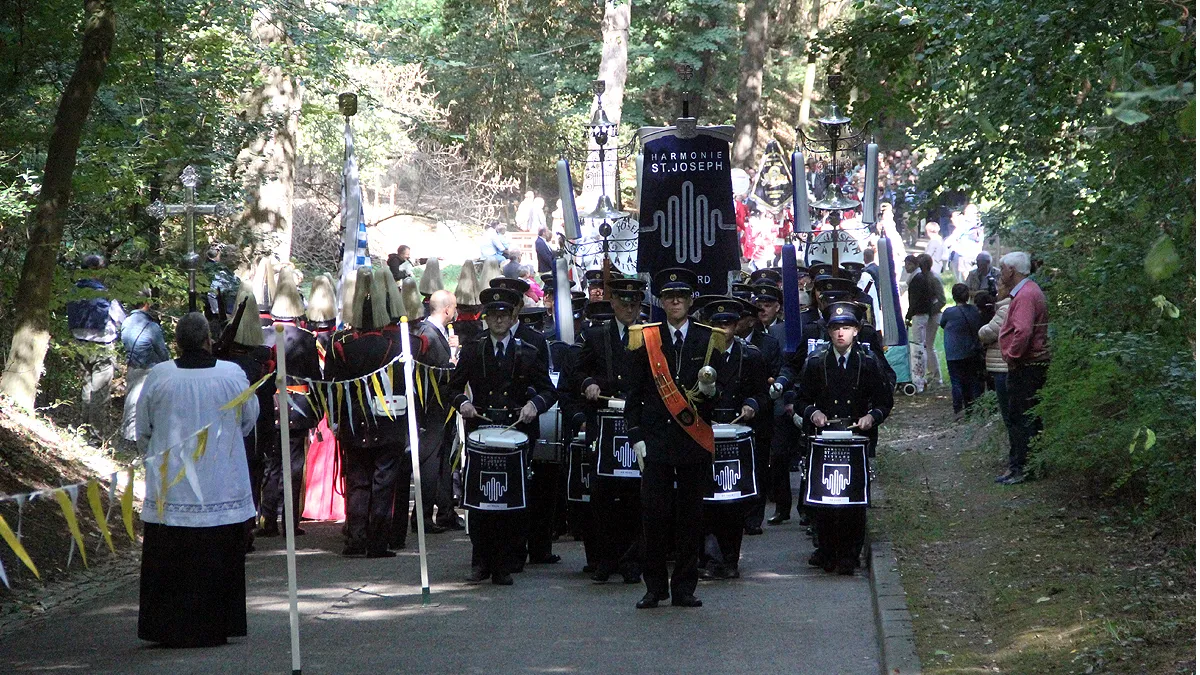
[260, 431, 307, 529]
[1006, 363, 1047, 473]
[344, 442, 401, 553]
[470, 510, 522, 575]
[434, 423, 459, 519]
[396, 429, 442, 526]
[702, 500, 747, 570]
[570, 501, 599, 566]
[525, 460, 559, 561]
[641, 460, 708, 598]
[590, 476, 642, 573]
[947, 358, 983, 413]
[992, 371, 1010, 427]
[768, 417, 798, 515]
[744, 424, 770, 529]
[812, 506, 866, 564]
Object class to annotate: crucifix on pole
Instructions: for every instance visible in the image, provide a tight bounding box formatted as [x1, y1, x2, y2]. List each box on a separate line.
[148, 166, 233, 312]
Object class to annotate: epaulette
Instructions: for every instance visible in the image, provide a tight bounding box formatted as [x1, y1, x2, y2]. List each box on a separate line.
[694, 322, 727, 364]
[627, 322, 660, 351]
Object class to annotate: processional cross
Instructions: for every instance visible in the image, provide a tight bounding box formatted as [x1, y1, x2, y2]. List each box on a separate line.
[147, 166, 233, 312]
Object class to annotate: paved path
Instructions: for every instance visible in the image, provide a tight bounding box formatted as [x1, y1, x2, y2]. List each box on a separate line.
[2, 495, 879, 674]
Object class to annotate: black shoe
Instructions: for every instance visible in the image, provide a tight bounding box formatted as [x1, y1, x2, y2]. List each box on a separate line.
[341, 545, 366, 557]
[292, 527, 306, 536]
[491, 572, 514, 586]
[636, 591, 668, 609]
[366, 549, 397, 558]
[591, 564, 615, 583]
[725, 566, 740, 579]
[796, 511, 811, 526]
[256, 525, 280, 537]
[698, 566, 717, 581]
[671, 594, 702, 608]
[581, 564, 595, 574]
[464, 567, 488, 584]
[436, 515, 466, 530]
[620, 566, 642, 584]
[529, 553, 561, 565]
[835, 557, 856, 575]
[421, 520, 448, 534]
[822, 557, 837, 573]
[807, 552, 828, 568]
[767, 513, 790, 525]
[745, 525, 764, 536]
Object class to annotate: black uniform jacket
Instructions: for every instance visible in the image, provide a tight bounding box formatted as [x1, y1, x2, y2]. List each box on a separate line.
[449, 334, 557, 441]
[219, 343, 276, 438]
[325, 327, 407, 448]
[711, 338, 770, 425]
[265, 322, 322, 431]
[792, 342, 895, 450]
[572, 319, 636, 443]
[624, 321, 718, 466]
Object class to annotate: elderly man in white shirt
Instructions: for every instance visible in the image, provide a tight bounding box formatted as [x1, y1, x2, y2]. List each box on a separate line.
[135, 312, 260, 648]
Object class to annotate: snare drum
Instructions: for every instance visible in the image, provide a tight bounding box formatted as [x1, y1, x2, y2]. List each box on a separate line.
[595, 403, 639, 478]
[803, 433, 870, 507]
[533, 403, 563, 463]
[463, 427, 530, 511]
[566, 432, 592, 503]
[705, 423, 757, 502]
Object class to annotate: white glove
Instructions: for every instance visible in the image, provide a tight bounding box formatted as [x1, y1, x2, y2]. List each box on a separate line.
[769, 382, 784, 400]
[633, 441, 647, 471]
[792, 413, 806, 430]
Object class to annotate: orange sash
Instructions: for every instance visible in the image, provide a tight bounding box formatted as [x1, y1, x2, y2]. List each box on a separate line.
[642, 325, 714, 454]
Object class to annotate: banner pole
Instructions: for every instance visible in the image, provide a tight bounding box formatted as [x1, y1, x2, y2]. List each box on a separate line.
[399, 317, 432, 605]
[274, 324, 303, 675]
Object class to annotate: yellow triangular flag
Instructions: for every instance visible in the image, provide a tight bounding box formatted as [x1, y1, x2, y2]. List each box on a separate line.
[52, 488, 87, 568]
[86, 480, 115, 554]
[157, 453, 169, 520]
[0, 513, 38, 579]
[121, 468, 136, 541]
[221, 371, 273, 411]
[193, 427, 210, 461]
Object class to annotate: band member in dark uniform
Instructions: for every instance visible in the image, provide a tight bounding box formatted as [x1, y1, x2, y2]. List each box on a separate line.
[413, 289, 464, 530]
[259, 267, 320, 537]
[791, 301, 893, 575]
[625, 268, 720, 609]
[742, 284, 782, 534]
[584, 269, 605, 301]
[698, 298, 768, 579]
[450, 286, 557, 585]
[325, 268, 407, 558]
[215, 287, 276, 551]
[574, 278, 646, 584]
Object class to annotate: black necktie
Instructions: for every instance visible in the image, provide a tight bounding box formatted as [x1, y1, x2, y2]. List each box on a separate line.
[839, 355, 847, 370]
[496, 340, 505, 361]
[673, 329, 684, 354]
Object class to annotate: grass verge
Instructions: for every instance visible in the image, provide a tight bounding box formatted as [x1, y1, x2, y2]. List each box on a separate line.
[872, 392, 1194, 674]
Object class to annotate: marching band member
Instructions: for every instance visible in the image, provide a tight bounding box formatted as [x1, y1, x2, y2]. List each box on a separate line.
[573, 277, 647, 584]
[697, 298, 769, 580]
[625, 268, 720, 609]
[449, 285, 556, 585]
[743, 284, 783, 534]
[791, 301, 893, 575]
[258, 266, 320, 537]
[325, 268, 407, 558]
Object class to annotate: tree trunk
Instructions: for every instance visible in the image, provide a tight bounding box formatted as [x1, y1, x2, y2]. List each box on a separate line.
[0, 0, 116, 411]
[732, 0, 770, 170]
[237, 6, 301, 262]
[797, 0, 821, 128]
[582, 0, 630, 205]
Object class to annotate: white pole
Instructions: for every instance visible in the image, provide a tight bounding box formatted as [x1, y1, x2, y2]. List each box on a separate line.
[274, 324, 303, 675]
[399, 317, 432, 604]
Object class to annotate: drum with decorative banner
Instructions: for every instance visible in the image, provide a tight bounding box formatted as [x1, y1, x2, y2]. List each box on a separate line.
[803, 432, 870, 507]
[463, 427, 529, 511]
[595, 400, 639, 478]
[566, 432, 592, 503]
[705, 423, 757, 502]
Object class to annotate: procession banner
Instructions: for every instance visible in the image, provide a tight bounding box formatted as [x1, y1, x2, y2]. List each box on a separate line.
[637, 124, 739, 296]
[751, 142, 793, 216]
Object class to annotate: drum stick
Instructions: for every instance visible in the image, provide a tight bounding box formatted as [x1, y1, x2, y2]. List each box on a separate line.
[475, 414, 494, 424]
[729, 412, 746, 426]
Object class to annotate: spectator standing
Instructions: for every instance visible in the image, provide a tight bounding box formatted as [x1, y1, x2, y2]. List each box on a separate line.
[923, 222, 947, 274]
[966, 251, 1000, 301]
[535, 226, 555, 274]
[978, 286, 1012, 426]
[861, 247, 880, 289]
[119, 288, 170, 449]
[136, 312, 259, 647]
[996, 252, 1049, 485]
[905, 253, 945, 388]
[940, 283, 984, 414]
[67, 254, 126, 434]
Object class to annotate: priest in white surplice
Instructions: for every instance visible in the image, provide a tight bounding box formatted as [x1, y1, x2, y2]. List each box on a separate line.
[135, 312, 260, 648]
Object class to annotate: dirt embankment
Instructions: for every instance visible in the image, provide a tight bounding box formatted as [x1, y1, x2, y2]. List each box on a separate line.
[873, 391, 1194, 674]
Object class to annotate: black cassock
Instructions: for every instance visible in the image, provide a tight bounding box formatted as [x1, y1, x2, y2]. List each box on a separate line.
[792, 342, 894, 569]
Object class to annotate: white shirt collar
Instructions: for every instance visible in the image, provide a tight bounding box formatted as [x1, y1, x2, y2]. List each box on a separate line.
[667, 319, 690, 342]
[1010, 277, 1030, 297]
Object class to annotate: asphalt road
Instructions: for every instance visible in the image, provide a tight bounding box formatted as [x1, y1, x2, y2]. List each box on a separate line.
[1, 497, 879, 674]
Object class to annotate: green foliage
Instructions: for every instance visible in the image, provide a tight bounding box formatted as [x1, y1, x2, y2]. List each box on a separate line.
[816, 0, 1195, 524]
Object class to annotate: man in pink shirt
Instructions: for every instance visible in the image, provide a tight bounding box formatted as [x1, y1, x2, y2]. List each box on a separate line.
[996, 252, 1049, 484]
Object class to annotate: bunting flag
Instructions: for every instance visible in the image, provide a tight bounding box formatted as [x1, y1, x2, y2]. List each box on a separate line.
[0, 514, 37, 579]
[52, 488, 87, 568]
[86, 480, 115, 554]
[120, 468, 136, 541]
